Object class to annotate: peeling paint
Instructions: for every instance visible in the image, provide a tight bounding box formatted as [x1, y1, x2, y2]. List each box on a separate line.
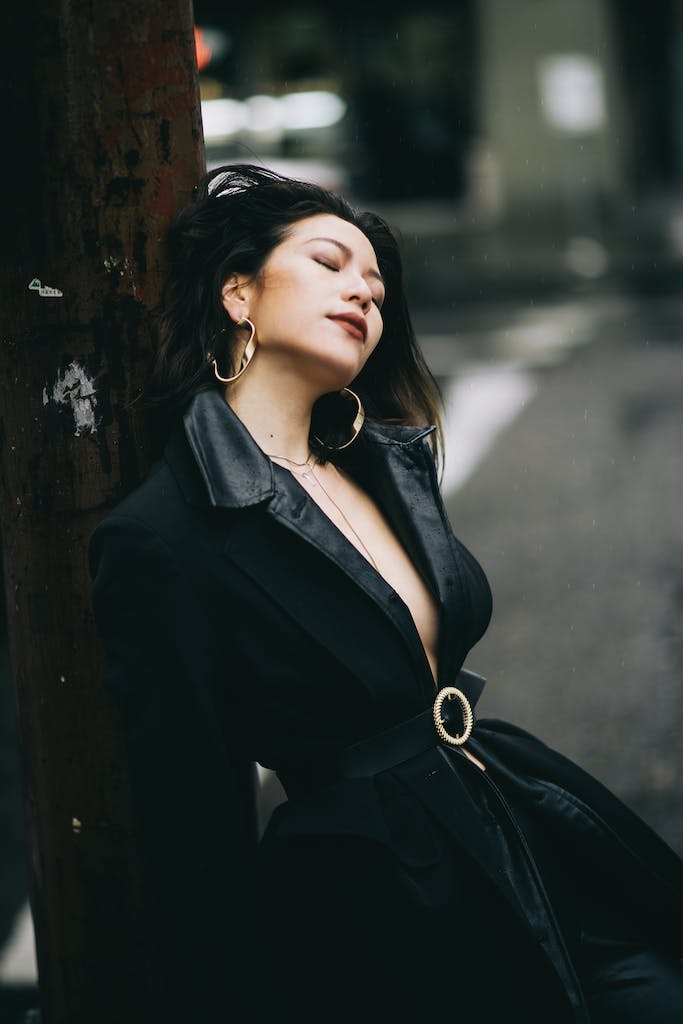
[103, 256, 125, 275]
[50, 363, 98, 436]
[103, 255, 139, 298]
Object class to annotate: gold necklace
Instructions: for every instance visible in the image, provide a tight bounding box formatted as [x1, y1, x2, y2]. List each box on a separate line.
[267, 452, 379, 571]
[266, 450, 318, 484]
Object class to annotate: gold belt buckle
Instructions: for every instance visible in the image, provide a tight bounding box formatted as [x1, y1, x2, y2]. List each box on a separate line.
[433, 686, 474, 746]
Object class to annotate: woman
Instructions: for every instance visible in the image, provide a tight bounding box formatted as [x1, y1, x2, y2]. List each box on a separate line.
[89, 164, 683, 1022]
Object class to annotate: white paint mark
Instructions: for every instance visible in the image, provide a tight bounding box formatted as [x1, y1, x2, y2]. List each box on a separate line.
[42, 387, 48, 405]
[489, 301, 596, 365]
[0, 902, 37, 985]
[28, 278, 63, 298]
[441, 362, 536, 496]
[51, 362, 98, 436]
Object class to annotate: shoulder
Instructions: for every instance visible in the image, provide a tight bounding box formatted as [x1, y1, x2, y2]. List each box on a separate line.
[88, 453, 202, 578]
[91, 416, 220, 542]
[87, 459, 217, 649]
[105, 458, 183, 528]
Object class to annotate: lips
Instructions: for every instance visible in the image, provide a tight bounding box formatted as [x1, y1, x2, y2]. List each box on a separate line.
[328, 313, 367, 341]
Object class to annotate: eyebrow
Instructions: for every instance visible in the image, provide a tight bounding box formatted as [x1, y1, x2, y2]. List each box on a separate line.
[305, 236, 385, 288]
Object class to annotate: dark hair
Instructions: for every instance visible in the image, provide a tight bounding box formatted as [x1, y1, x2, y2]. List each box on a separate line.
[146, 163, 443, 464]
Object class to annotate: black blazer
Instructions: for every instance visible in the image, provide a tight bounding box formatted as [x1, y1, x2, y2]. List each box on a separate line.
[89, 388, 683, 1022]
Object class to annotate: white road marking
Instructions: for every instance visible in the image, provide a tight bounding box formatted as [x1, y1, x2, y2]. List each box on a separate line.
[441, 361, 537, 496]
[0, 902, 37, 985]
[422, 297, 601, 496]
[488, 301, 596, 365]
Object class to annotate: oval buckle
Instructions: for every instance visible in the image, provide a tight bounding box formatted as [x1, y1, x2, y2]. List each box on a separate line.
[433, 686, 474, 746]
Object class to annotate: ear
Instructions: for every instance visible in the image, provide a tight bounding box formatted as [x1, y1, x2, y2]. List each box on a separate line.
[221, 273, 253, 323]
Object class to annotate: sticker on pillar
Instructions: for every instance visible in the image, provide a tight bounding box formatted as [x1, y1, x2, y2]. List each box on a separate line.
[28, 278, 64, 298]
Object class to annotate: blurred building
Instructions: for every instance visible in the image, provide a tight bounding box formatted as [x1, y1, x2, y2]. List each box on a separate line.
[193, 0, 476, 198]
[192, 0, 683, 295]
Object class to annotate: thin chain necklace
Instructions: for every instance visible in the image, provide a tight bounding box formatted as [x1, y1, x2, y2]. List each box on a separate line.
[266, 451, 379, 571]
[265, 450, 318, 484]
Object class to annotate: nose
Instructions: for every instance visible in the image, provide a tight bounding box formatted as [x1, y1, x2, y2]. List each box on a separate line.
[342, 271, 373, 310]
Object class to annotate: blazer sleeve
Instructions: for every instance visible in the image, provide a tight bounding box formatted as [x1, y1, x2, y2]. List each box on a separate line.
[88, 513, 258, 1019]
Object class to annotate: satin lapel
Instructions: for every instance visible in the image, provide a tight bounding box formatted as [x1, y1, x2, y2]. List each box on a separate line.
[174, 391, 465, 698]
[223, 469, 433, 700]
[352, 435, 472, 686]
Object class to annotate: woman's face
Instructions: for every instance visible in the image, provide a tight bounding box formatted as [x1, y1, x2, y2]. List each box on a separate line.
[224, 214, 385, 392]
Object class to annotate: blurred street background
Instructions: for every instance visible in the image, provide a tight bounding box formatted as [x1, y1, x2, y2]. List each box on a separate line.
[2, 0, 683, 1018]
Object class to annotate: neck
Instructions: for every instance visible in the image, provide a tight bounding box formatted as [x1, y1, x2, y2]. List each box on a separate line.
[224, 361, 320, 463]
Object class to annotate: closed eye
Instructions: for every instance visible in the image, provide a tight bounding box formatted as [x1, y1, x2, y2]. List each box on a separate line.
[314, 255, 383, 307]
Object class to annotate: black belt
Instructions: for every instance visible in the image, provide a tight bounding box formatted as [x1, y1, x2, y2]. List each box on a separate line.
[337, 669, 486, 780]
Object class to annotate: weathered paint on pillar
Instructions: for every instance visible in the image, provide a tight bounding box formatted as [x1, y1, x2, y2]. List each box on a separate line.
[0, 2, 205, 1021]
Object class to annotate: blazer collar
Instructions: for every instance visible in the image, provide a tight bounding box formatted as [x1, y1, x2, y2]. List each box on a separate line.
[179, 387, 275, 508]
[169, 386, 435, 511]
[165, 387, 470, 693]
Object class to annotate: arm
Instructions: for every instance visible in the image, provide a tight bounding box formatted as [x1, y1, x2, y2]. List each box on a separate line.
[89, 514, 258, 1019]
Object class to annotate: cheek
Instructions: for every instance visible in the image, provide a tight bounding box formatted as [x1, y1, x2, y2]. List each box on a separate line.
[251, 278, 299, 330]
[258, 268, 316, 317]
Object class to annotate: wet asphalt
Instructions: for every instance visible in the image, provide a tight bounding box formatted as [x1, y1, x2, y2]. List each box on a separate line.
[435, 287, 683, 855]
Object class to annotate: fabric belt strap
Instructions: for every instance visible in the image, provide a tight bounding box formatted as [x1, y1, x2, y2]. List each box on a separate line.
[337, 669, 486, 780]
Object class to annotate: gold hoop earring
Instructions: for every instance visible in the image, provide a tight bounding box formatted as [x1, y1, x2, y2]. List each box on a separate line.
[313, 387, 365, 451]
[208, 317, 257, 384]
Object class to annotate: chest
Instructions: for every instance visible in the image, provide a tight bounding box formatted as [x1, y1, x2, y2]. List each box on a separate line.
[294, 463, 440, 681]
